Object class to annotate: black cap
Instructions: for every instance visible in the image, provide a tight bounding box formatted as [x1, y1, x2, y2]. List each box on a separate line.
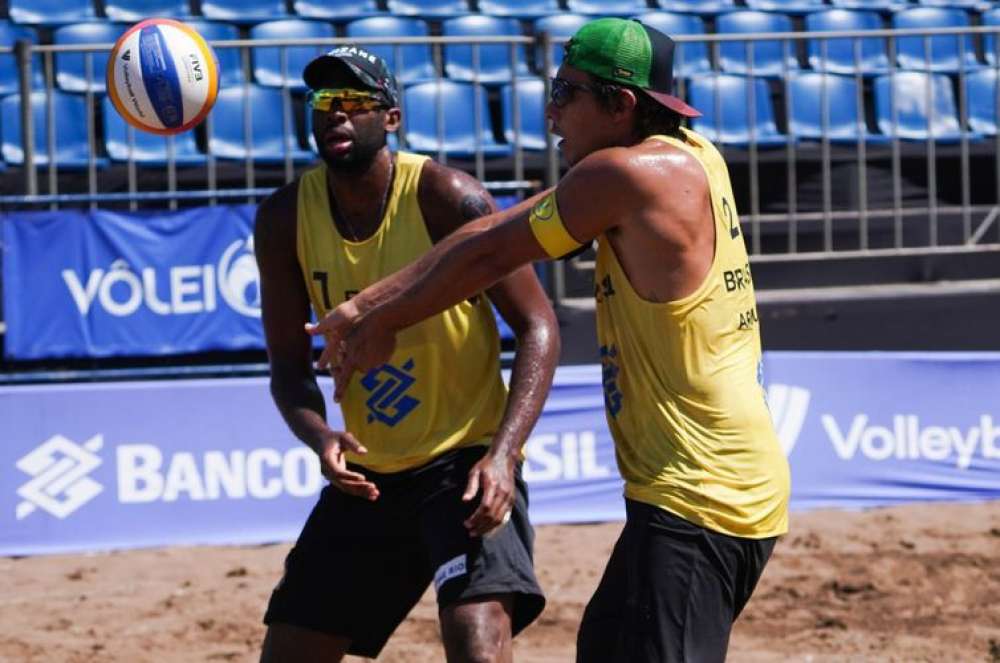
[303, 45, 400, 108]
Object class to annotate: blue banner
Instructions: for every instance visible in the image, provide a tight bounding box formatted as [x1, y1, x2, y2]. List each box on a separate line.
[2, 205, 263, 359]
[2, 353, 999, 556]
[1, 206, 514, 359]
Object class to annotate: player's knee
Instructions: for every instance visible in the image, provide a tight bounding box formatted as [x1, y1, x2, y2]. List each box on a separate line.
[441, 597, 513, 663]
[260, 623, 351, 663]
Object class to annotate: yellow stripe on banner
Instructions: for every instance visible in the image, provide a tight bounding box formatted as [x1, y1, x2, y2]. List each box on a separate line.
[528, 191, 582, 258]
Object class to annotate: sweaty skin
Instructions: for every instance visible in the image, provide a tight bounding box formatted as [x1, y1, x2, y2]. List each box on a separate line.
[306, 64, 716, 386]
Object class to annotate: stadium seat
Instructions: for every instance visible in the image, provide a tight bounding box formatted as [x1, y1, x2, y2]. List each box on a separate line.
[532, 14, 588, 75]
[207, 86, 314, 162]
[716, 11, 799, 77]
[805, 10, 891, 76]
[385, 0, 469, 19]
[915, 0, 990, 10]
[566, 0, 648, 17]
[892, 8, 979, 73]
[477, 0, 559, 19]
[1, 91, 109, 167]
[873, 72, 968, 142]
[250, 20, 335, 90]
[983, 9, 1000, 66]
[294, 0, 381, 20]
[500, 77, 547, 150]
[401, 80, 509, 157]
[201, 0, 288, 23]
[745, 0, 825, 15]
[0, 22, 43, 96]
[688, 75, 788, 147]
[53, 23, 127, 94]
[965, 69, 998, 136]
[829, 0, 906, 9]
[345, 17, 437, 83]
[633, 13, 711, 77]
[102, 96, 205, 165]
[655, 0, 737, 15]
[8, 0, 97, 25]
[787, 73, 887, 143]
[104, 0, 193, 22]
[442, 16, 531, 84]
[185, 21, 244, 87]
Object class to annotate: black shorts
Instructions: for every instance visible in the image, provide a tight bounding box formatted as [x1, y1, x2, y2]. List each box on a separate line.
[577, 499, 777, 663]
[263, 445, 545, 658]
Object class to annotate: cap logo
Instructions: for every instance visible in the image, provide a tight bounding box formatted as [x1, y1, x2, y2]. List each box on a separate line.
[613, 66, 633, 79]
[330, 45, 378, 64]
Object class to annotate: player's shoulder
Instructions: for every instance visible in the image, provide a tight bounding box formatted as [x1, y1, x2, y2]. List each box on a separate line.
[417, 157, 488, 203]
[416, 158, 496, 240]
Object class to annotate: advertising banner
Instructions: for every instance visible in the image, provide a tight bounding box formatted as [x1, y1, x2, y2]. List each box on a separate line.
[2, 354, 999, 556]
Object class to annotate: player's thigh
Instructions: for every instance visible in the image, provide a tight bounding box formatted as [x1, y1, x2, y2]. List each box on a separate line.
[260, 622, 351, 663]
[440, 594, 514, 663]
[576, 520, 631, 663]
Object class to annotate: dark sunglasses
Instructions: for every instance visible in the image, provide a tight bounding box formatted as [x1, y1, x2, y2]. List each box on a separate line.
[549, 77, 601, 108]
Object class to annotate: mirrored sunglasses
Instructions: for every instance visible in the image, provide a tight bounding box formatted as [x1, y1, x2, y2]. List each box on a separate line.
[307, 88, 385, 114]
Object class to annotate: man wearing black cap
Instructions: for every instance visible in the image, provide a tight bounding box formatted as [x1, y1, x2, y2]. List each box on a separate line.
[308, 18, 791, 663]
[255, 45, 558, 662]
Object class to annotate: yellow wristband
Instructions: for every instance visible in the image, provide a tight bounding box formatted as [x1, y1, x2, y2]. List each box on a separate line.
[528, 191, 582, 259]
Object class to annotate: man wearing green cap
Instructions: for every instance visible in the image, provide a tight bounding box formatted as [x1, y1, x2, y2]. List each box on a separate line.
[308, 19, 791, 662]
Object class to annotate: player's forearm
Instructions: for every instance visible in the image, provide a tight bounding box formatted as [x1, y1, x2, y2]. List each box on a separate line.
[490, 320, 560, 462]
[270, 371, 336, 454]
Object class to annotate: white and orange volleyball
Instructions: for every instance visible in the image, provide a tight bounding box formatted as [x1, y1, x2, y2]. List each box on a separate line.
[106, 18, 219, 135]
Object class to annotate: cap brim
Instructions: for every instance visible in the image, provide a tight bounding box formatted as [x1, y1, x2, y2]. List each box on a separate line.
[303, 55, 370, 92]
[644, 89, 701, 118]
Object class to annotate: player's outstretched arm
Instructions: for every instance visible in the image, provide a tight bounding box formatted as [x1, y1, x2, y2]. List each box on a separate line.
[255, 184, 378, 500]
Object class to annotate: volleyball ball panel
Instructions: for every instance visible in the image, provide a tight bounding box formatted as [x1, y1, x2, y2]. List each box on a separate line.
[107, 18, 219, 136]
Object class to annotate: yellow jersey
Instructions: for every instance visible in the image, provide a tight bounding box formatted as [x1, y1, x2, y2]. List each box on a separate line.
[594, 129, 790, 538]
[296, 151, 507, 472]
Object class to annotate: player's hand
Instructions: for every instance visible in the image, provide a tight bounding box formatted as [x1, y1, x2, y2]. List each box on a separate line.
[318, 432, 379, 501]
[462, 453, 515, 538]
[305, 301, 398, 403]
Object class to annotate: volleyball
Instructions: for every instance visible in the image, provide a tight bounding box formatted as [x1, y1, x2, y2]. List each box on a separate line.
[106, 18, 219, 136]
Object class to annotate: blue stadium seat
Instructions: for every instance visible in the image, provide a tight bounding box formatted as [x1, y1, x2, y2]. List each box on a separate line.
[346, 17, 437, 83]
[386, 0, 469, 19]
[294, 0, 381, 20]
[716, 11, 799, 77]
[915, 0, 990, 10]
[689, 75, 788, 147]
[185, 21, 244, 87]
[53, 23, 127, 94]
[983, 9, 1000, 66]
[566, 0, 648, 17]
[0, 22, 43, 96]
[873, 72, 968, 142]
[892, 8, 979, 73]
[655, 0, 737, 15]
[532, 14, 588, 75]
[8, 0, 97, 25]
[501, 77, 547, 150]
[207, 86, 314, 162]
[1, 91, 109, 167]
[104, 0, 193, 22]
[805, 10, 891, 76]
[201, 0, 288, 23]
[442, 16, 531, 84]
[746, 0, 825, 15]
[402, 80, 509, 156]
[787, 72, 887, 143]
[478, 0, 559, 19]
[633, 13, 711, 77]
[102, 96, 206, 165]
[829, 0, 906, 9]
[250, 20, 335, 90]
[965, 68, 998, 136]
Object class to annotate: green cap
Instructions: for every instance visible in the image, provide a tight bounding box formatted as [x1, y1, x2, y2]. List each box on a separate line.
[564, 18, 700, 117]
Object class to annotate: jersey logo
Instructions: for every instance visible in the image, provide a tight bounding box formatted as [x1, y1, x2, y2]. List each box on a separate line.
[600, 344, 623, 418]
[361, 358, 421, 426]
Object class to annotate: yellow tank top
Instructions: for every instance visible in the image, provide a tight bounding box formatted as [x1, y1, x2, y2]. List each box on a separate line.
[296, 151, 507, 472]
[594, 129, 790, 538]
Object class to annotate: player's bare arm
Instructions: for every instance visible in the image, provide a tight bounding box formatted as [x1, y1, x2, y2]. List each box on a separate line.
[254, 183, 378, 501]
[306, 145, 653, 373]
[417, 160, 560, 537]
